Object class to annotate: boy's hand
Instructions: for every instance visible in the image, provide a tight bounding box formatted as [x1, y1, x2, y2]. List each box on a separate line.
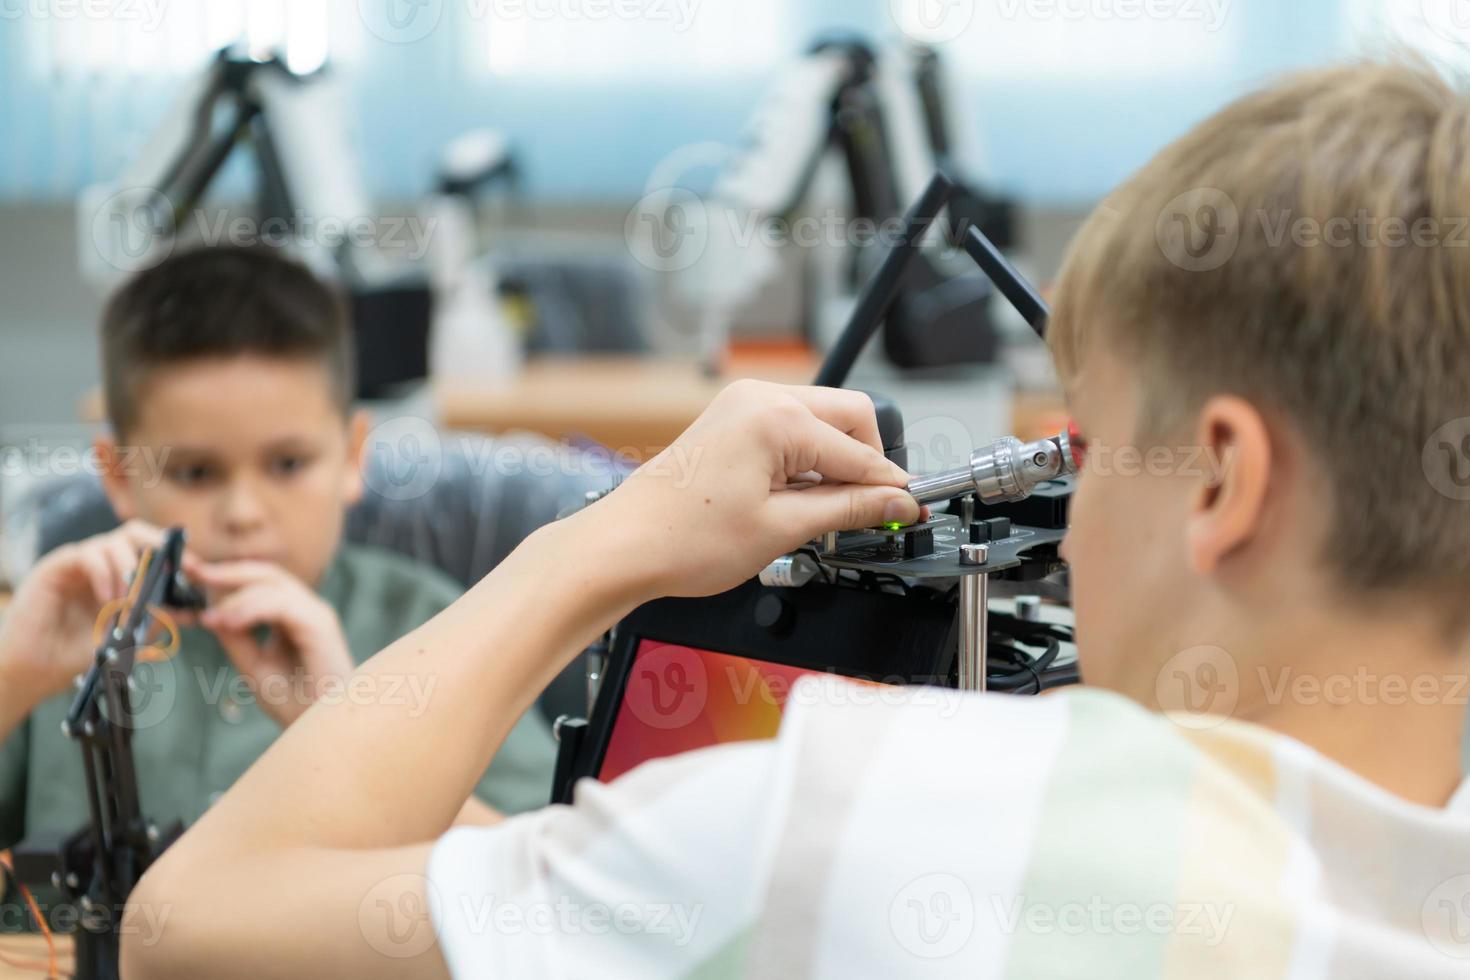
[192, 562, 354, 729]
[0, 520, 178, 714]
[596, 380, 921, 601]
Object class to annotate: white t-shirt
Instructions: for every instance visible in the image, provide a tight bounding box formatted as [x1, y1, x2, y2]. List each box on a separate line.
[427, 677, 1470, 978]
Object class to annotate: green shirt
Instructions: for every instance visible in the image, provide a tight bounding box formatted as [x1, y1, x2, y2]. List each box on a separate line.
[0, 544, 556, 923]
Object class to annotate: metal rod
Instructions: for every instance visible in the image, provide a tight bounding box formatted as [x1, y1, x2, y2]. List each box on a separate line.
[960, 224, 1050, 339]
[908, 468, 975, 505]
[958, 571, 989, 692]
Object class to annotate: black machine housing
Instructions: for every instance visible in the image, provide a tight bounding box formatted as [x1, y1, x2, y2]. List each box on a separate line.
[551, 170, 1074, 803]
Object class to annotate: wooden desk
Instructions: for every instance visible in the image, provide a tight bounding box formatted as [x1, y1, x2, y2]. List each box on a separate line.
[0, 931, 74, 979]
[439, 355, 1069, 460]
[437, 353, 819, 459]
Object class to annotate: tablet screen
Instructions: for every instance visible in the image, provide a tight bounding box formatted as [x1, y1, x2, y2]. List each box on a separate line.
[597, 640, 825, 782]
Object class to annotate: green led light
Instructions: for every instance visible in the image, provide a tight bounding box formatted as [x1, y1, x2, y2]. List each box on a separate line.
[882, 521, 906, 532]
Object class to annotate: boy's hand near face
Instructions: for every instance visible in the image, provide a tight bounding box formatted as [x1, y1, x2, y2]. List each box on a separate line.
[0, 520, 178, 722]
[193, 561, 354, 729]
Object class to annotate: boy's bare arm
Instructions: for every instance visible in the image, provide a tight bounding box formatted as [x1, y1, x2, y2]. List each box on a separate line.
[122, 382, 917, 980]
[452, 797, 504, 827]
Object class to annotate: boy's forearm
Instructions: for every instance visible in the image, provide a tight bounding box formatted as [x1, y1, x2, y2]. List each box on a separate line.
[161, 511, 647, 857]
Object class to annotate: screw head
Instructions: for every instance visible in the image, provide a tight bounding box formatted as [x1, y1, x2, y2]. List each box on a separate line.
[959, 543, 989, 566]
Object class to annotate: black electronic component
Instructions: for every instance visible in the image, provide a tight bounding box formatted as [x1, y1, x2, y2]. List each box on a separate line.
[983, 517, 1012, 540]
[903, 527, 935, 560]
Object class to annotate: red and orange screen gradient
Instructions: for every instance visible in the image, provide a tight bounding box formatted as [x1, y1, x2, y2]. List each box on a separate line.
[599, 640, 826, 782]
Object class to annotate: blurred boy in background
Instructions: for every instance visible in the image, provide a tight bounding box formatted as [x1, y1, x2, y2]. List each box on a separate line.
[0, 245, 556, 928]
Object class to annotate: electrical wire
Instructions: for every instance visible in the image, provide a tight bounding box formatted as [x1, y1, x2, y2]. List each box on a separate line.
[0, 854, 61, 978]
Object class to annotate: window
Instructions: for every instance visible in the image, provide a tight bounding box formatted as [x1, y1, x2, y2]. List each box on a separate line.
[1343, 0, 1470, 65]
[893, 0, 1239, 78]
[25, 0, 333, 78]
[475, 0, 791, 78]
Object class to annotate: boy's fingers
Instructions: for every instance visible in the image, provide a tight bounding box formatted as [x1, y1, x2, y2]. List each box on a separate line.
[71, 546, 118, 607]
[772, 483, 920, 540]
[782, 387, 886, 454]
[201, 585, 282, 632]
[117, 521, 165, 553]
[795, 413, 910, 489]
[101, 538, 141, 599]
[191, 560, 288, 588]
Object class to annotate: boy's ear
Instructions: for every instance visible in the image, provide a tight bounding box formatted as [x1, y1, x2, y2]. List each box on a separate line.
[343, 410, 371, 506]
[1185, 396, 1271, 577]
[94, 434, 139, 522]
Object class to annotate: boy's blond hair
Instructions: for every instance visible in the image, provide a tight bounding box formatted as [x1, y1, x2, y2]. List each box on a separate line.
[1049, 59, 1470, 599]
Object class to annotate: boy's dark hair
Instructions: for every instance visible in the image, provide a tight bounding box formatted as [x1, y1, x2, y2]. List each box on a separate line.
[101, 246, 354, 436]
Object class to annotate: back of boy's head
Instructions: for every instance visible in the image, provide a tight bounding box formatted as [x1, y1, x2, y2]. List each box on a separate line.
[101, 246, 354, 438]
[1049, 58, 1470, 602]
